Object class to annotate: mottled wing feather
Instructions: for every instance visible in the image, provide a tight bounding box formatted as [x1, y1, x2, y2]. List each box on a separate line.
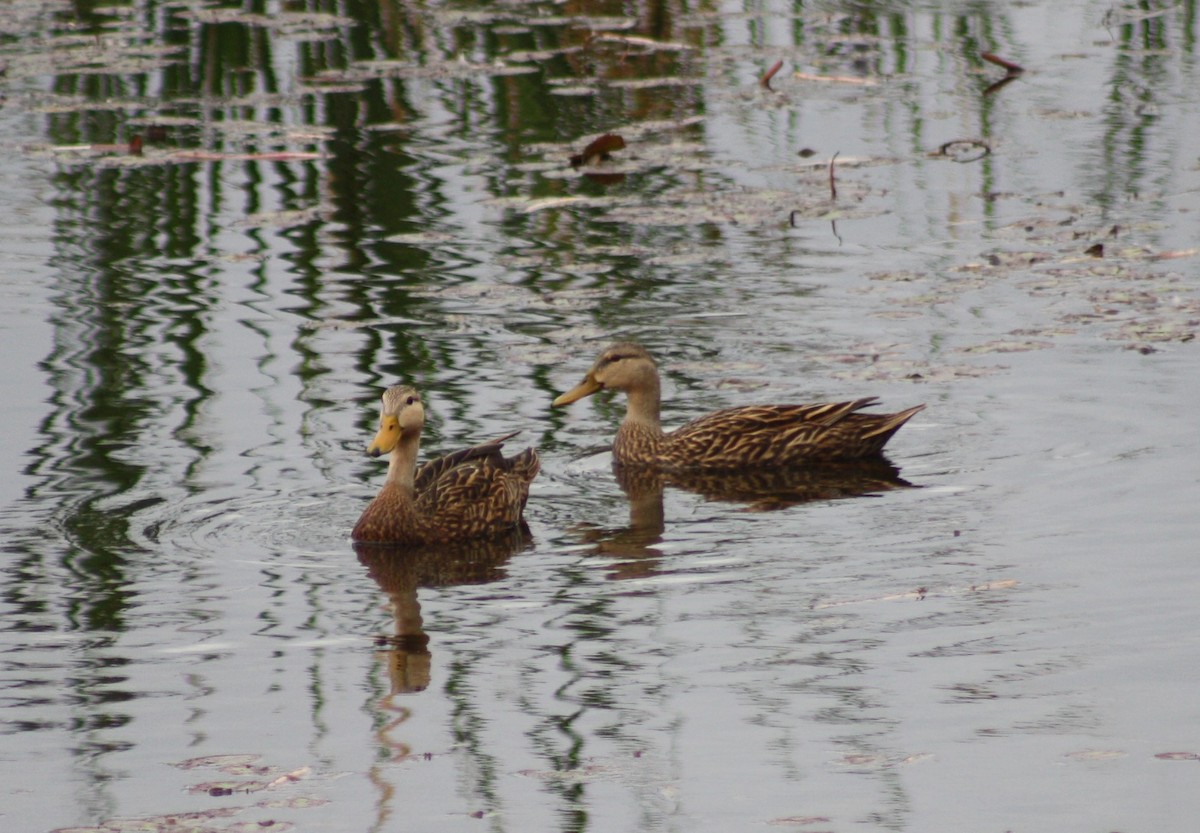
[414, 443, 539, 541]
[660, 399, 917, 468]
[414, 431, 521, 492]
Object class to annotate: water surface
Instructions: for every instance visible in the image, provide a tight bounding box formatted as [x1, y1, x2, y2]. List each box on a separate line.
[2, 1, 1200, 831]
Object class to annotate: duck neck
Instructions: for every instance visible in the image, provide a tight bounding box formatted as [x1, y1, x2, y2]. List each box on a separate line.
[385, 430, 420, 494]
[614, 373, 664, 464]
[622, 372, 663, 435]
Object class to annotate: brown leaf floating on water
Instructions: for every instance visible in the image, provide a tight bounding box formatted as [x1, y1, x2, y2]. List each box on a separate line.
[570, 133, 626, 168]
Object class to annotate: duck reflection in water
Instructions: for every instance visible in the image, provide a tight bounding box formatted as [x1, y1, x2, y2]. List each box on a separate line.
[355, 527, 532, 697]
[574, 458, 915, 579]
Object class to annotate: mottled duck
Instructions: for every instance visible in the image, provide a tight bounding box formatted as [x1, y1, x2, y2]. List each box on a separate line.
[352, 385, 540, 544]
[552, 343, 924, 470]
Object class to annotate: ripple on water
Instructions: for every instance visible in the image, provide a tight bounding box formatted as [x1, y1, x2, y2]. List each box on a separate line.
[134, 486, 359, 560]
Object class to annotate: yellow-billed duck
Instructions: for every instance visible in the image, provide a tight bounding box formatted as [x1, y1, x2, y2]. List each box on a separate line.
[552, 343, 923, 470]
[352, 385, 539, 544]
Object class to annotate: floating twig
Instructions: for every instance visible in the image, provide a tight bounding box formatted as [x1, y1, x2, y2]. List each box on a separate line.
[793, 72, 877, 86]
[760, 59, 783, 90]
[980, 52, 1024, 97]
[169, 149, 324, 162]
[587, 34, 690, 52]
[982, 75, 1020, 98]
[981, 52, 1025, 76]
[1151, 248, 1200, 261]
[828, 151, 839, 200]
[55, 136, 145, 156]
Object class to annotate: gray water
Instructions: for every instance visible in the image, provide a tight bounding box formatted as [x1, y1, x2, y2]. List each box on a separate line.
[3, 1, 1200, 831]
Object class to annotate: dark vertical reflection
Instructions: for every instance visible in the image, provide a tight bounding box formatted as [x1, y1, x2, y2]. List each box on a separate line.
[0, 0, 1194, 829]
[1093, 2, 1187, 211]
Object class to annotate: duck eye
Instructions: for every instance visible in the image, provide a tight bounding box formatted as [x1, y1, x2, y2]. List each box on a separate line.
[406, 396, 416, 405]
